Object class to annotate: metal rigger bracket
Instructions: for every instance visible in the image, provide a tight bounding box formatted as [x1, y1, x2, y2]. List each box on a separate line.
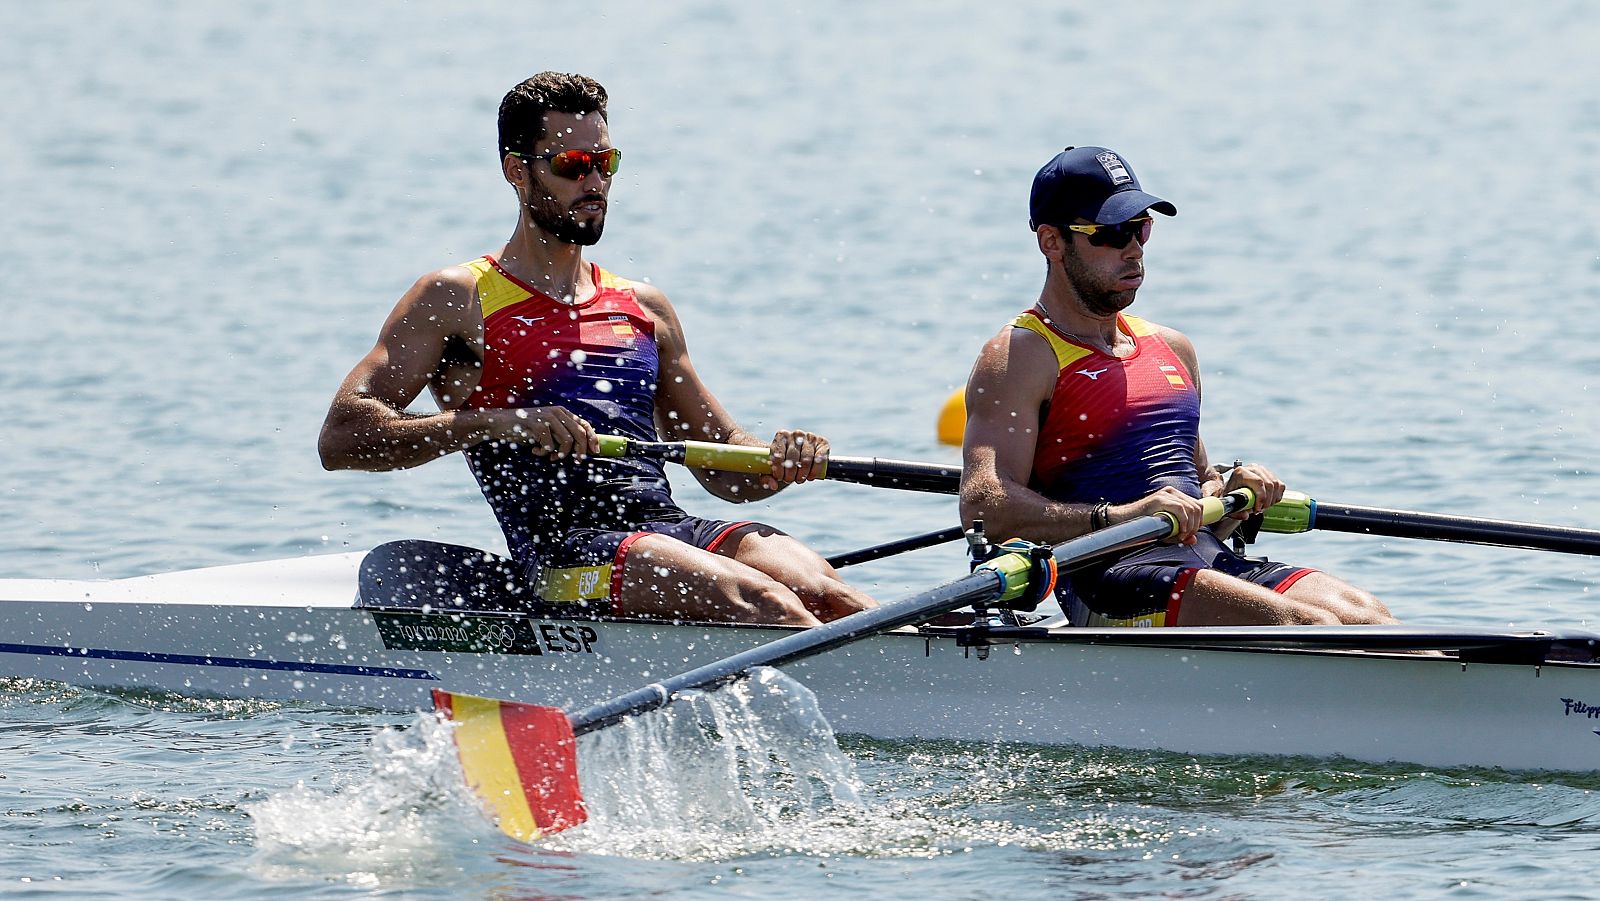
[956, 520, 1060, 659]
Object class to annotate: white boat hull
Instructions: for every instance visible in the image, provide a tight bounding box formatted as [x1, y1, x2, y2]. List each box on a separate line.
[4, 547, 1600, 773]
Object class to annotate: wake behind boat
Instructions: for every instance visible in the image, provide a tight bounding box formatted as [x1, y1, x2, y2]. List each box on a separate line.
[5, 537, 1600, 774]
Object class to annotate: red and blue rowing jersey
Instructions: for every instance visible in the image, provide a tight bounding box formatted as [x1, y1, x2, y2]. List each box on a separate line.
[1016, 308, 1202, 504]
[460, 256, 683, 565]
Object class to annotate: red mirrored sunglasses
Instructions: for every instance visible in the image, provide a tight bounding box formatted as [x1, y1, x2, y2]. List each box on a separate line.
[512, 148, 622, 180]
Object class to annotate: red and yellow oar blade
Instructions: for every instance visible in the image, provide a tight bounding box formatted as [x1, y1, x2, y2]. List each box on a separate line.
[432, 689, 587, 842]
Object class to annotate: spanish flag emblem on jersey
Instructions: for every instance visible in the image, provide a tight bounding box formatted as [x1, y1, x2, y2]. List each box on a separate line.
[608, 313, 637, 339]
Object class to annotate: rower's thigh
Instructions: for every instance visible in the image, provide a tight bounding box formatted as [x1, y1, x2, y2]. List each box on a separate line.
[715, 525, 832, 585]
[1281, 572, 1396, 625]
[617, 533, 819, 626]
[717, 526, 876, 619]
[1176, 569, 1344, 626]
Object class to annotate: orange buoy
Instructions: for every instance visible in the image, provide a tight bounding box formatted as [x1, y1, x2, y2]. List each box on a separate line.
[936, 388, 965, 446]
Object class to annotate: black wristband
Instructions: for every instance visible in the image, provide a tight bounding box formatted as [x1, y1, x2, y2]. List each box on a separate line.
[1091, 501, 1109, 530]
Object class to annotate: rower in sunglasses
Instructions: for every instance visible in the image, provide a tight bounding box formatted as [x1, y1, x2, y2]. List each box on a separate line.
[320, 72, 876, 629]
[958, 146, 1399, 630]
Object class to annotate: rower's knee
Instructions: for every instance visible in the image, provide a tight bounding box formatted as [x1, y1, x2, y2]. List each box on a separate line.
[1187, 570, 1343, 626]
[731, 538, 875, 622]
[1331, 586, 1396, 625]
[1287, 576, 1397, 625]
[769, 567, 873, 620]
[1289, 606, 1343, 626]
[735, 578, 821, 627]
[618, 536, 820, 626]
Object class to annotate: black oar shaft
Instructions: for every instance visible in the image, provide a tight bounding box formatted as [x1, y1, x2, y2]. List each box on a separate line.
[823, 456, 960, 494]
[824, 526, 965, 569]
[568, 569, 1003, 736]
[566, 497, 1254, 737]
[1313, 504, 1600, 556]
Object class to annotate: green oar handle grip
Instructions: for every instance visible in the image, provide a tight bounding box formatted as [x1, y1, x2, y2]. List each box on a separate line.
[1260, 490, 1315, 534]
[594, 434, 777, 475]
[680, 440, 775, 474]
[1155, 487, 1258, 538]
[595, 434, 631, 458]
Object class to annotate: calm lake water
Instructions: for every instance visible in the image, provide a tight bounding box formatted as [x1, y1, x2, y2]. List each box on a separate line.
[3, 1, 1599, 897]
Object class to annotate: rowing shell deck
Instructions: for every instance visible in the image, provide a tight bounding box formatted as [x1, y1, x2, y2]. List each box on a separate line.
[3, 540, 1599, 772]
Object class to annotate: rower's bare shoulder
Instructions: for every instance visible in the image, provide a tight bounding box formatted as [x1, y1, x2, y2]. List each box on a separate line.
[627, 280, 676, 320]
[625, 280, 688, 346]
[1147, 320, 1193, 347]
[1147, 321, 1200, 370]
[391, 265, 480, 334]
[974, 323, 1056, 385]
[968, 324, 1055, 416]
[327, 265, 483, 420]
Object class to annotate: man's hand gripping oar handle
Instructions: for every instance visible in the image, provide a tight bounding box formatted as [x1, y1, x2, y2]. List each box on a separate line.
[595, 434, 961, 494]
[976, 488, 1257, 605]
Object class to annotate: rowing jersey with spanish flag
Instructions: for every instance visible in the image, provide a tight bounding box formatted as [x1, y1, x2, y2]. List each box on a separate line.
[460, 256, 680, 567]
[1016, 308, 1202, 504]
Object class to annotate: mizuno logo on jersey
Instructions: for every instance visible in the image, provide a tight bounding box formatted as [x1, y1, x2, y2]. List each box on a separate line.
[1078, 369, 1108, 381]
[511, 315, 545, 327]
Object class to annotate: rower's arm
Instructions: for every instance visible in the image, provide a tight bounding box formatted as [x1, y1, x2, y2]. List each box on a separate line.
[959, 328, 1094, 542]
[318, 269, 595, 471]
[635, 285, 786, 503]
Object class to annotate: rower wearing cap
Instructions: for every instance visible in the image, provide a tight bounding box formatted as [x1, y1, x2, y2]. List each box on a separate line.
[318, 72, 874, 627]
[959, 146, 1397, 627]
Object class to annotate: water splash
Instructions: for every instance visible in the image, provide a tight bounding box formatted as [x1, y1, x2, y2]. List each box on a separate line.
[247, 714, 492, 885]
[246, 667, 865, 867]
[545, 667, 865, 860]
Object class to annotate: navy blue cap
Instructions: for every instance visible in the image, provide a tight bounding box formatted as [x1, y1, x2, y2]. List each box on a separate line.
[1028, 146, 1176, 230]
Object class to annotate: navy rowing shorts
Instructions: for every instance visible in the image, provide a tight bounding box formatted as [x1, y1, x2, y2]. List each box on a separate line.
[1058, 529, 1315, 627]
[526, 514, 756, 616]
